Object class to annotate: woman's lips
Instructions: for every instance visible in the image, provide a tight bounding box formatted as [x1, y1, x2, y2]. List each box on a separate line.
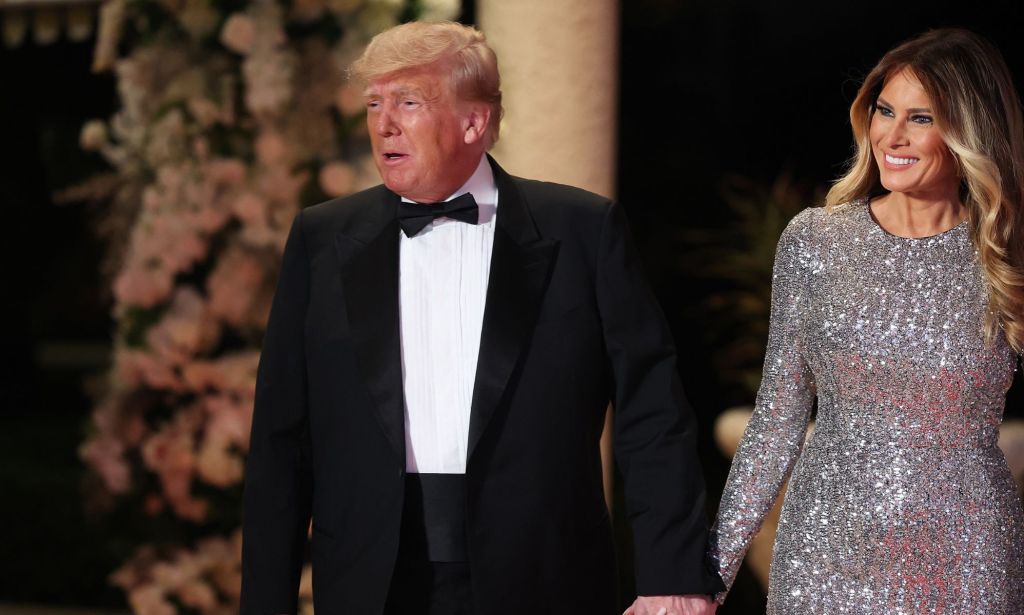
[883, 153, 919, 170]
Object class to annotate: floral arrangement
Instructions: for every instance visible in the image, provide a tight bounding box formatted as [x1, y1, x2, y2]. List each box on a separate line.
[73, 0, 458, 612]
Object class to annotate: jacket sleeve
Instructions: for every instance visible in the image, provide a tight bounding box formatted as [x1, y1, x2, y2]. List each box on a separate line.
[707, 209, 818, 602]
[241, 210, 314, 614]
[598, 201, 725, 596]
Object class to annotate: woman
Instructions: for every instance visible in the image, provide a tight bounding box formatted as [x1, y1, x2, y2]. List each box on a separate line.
[709, 29, 1024, 613]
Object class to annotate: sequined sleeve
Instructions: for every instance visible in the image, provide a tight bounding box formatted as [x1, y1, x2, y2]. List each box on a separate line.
[708, 208, 819, 598]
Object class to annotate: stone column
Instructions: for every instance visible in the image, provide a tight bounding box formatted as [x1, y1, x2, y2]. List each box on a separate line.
[478, 0, 619, 508]
[479, 0, 619, 199]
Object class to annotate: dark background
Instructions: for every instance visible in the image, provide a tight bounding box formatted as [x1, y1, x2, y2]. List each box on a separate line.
[1, 0, 1022, 611]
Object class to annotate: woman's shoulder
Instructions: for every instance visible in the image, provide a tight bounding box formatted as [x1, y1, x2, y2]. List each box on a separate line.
[776, 199, 869, 272]
[782, 198, 868, 241]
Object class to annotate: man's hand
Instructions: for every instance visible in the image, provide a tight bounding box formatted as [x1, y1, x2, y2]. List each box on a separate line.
[623, 594, 717, 615]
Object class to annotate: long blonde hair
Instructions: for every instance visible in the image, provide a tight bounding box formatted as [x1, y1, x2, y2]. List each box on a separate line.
[827, 28, 1024, 352]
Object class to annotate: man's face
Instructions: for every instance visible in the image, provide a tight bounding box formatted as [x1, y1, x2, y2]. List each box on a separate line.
[364, 65, 484, 203]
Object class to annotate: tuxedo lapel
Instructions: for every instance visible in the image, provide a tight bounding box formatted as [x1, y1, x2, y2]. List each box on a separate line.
[467, 158, 559, 460]
[338, 191, 406, 467]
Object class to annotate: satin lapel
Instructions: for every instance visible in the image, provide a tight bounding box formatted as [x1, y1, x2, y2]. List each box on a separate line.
[467, 158, 559, 460]
[338, 192, 405, 467]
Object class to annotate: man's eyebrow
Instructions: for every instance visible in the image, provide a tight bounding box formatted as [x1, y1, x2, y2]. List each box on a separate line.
[393, 86, 426, 98]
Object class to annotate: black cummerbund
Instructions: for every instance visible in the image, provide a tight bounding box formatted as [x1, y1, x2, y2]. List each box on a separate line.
[400, 473, 468, 563]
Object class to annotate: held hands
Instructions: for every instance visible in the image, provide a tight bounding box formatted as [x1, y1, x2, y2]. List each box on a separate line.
[623, 594, 717, 615]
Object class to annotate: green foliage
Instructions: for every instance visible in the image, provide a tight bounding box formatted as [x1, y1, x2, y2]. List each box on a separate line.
[676, 174, 824, 399]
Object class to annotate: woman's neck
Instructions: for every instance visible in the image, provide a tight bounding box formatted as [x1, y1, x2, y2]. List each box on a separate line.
[870, 190, 966, 238]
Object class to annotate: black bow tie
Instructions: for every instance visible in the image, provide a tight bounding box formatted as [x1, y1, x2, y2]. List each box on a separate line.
[397, 192, 479, 237]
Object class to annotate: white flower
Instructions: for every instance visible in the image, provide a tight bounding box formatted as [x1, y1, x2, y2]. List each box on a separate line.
[177, 0, 220, 39]
[220, 13, 257, 55]
[80, 120, 109, 151]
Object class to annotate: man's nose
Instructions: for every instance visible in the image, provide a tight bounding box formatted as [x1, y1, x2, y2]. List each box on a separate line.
[375, 107, 399, 137]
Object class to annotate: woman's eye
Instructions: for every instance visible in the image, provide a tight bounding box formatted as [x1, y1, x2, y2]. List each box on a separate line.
[876, 105, 895, 118]
[911, 114, 934, 125]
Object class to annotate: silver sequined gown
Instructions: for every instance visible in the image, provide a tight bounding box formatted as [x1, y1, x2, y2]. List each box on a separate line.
[709, 201, 1024, 614]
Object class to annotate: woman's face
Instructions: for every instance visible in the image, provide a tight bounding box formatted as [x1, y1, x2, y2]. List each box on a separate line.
[869, 68, 959, 201]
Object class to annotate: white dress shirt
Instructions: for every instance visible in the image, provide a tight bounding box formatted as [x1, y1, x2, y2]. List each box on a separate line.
[399, 156, 498, 474]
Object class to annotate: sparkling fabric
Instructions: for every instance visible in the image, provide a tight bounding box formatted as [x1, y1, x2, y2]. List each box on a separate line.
[709, 200, 1024, 614]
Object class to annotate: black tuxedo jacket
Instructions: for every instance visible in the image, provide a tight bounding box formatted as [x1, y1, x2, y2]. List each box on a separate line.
[240, 157, 724, 614]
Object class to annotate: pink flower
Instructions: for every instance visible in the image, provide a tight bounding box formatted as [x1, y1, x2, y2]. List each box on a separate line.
[156, 165, 185, 192]
[182, 351, 260, 395]
[181, 361, 225, 391]
[146, 286, 220, 365]
[79, 435, 132, 493]
[192, 137, 210, 160]
[257, 165, 308, 213]
[220, 13, 256, 54]
[232, 192, 268, 226]
[143, 109, 188, 168]
[318, 161, 355, 197]
[212, 565, 242, 599]
[243, 50, 296, 117]
[195, 393, 253, 489]
[141, 186, 162, 212]
[206, 245, 266, 328]
[187, 97, 223, 128]
[141, 412, 202, 512]
[115, 349, 182, 391]
[196, 438, 244, 487]
[178, 579, 219, 610]
[171, 495, 209, 522]
[113, 265, 174, 309]
[334, 83, 364, 117]
[165, 230, 209, 273]
[128, 585, 176, 615]
[110, 560, 142, 591]
[205, 394, 254, 446]
[122, 413, 147, 446]
[90, 396, 121, 434]
[195, 533, 236, 567]
[255, 131, 288, 166]
[204, 158, 247, 185]
[151, 560, 188, 591]
[142, 423, 193, 497]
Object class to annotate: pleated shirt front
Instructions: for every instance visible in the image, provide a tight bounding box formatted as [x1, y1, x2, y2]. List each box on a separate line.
[398, 156, 498, 474]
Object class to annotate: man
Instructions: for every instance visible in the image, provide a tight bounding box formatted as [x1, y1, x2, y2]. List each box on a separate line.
[241, 21, 723, 615]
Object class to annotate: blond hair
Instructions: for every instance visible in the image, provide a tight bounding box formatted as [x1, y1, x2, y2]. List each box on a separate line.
[349, 21, 503, 147]
[826, 28, 1024, 352]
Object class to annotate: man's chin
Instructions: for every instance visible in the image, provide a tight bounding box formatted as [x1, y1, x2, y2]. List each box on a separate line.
[381, 175, 409, 195]
[383, 178, 438, 202]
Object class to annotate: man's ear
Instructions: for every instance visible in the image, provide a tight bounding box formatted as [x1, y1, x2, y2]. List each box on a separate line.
[463, 104, 491, 145]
